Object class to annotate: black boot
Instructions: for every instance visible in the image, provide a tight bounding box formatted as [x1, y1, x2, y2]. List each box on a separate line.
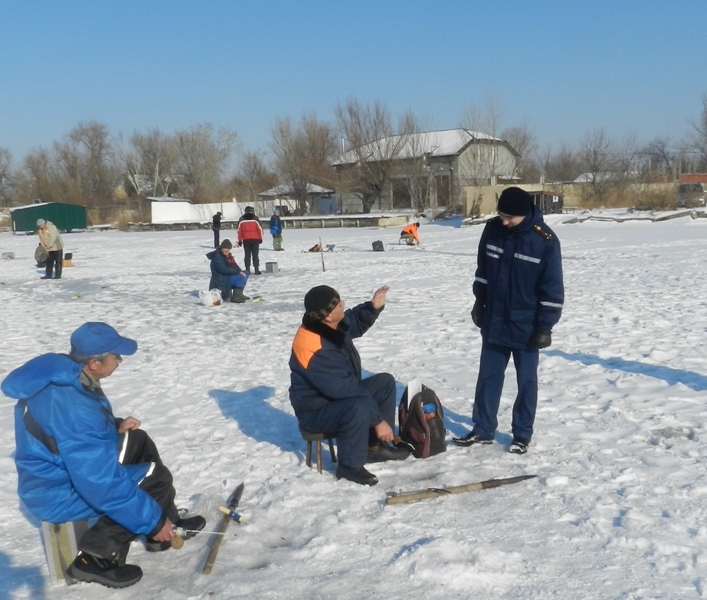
[336, 464, 378, 486]
[67, 551, 142, 588]
[230, 287, 250, 303]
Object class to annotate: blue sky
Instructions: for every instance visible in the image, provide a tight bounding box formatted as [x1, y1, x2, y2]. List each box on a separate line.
[1, 0, 705, 164]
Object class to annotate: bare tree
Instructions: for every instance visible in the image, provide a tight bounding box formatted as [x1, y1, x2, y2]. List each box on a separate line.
[640, 137, 676, 180]
[67, 121, 118, 202]
[174, 123, 240, 203]
[270, 114, 338, 214]
[396, 111, 434, 211]
[502, 124, 540, 182]
[335, 99, 412, 213]
[18, 147, 58, 203]
[0, 148, 13, 207]
[578, 128, 616, 202]
[120, 128, 177, 197]
[459, 93, 506, 184]
[542, 143, 582, 183]
[686, 93, 707, 171]
[230, 150, 278, 204]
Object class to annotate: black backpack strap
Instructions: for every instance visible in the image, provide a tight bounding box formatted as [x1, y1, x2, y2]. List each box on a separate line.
[18, 400, 59, 455]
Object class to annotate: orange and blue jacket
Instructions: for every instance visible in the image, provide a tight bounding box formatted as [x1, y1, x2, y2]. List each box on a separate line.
[289, 302, 385, 418]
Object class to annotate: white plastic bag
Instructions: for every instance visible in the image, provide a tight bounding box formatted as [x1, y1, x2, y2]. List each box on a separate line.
[199, 289, 223, 306]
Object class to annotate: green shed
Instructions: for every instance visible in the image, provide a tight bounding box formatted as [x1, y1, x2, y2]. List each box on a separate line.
[10, 202, 87, 233]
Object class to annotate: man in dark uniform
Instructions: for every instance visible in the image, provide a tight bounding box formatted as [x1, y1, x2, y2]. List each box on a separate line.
[453, 187, 564, 454]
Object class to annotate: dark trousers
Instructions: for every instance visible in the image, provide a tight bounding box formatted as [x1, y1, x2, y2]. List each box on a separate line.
[472, 341, 539, 444]
[45, 250, 63, 279]
[77, 429, 178, 561]
[213, 227, 220, 248]
[297, 373, 397, 468]
[242, 240, 260, 271]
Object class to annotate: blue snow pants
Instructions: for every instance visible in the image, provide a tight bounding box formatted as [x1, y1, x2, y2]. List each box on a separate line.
[471, 341, 539, 444]
[228, 271, 249, 289]
[296, 373, 396, 469]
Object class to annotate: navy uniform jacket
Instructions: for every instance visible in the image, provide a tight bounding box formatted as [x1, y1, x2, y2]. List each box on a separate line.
[289, 302, 385, 422]
[473, 205, 564, 348]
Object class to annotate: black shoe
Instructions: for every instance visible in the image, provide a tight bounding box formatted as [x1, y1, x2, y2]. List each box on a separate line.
[253, 269, 261, 275]
[336, 464, 378, 486]
[509, 440, 529, 454]
[451, 431, 493, 447]
[367, 444, 411, 463]
[40, 275, 51, 279]
[68, 551, 142, 588]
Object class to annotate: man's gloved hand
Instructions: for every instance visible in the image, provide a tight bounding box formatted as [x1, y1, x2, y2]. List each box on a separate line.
[470, 300, 484, 328]
[532, 329, 552, 349]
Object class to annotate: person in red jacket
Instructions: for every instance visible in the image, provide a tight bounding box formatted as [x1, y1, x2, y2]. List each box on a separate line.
[237, 206, 263, 274]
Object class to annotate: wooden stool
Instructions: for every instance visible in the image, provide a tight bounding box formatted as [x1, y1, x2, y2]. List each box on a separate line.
[41, 519, 89, 585]
[299, 427, 337, 473]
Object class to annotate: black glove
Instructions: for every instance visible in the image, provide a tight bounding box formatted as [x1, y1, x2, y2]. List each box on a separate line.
[470, 300, 484, 328]
[532, 329, 552, 349]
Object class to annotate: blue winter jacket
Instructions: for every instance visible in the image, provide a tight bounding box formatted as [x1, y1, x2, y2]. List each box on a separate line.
[473, 205, 564, 348]
[269, 214, 282, 236]
[289, 302, 385, 422]
[207, 249, 243, 299]
[2, 354, 163, 532]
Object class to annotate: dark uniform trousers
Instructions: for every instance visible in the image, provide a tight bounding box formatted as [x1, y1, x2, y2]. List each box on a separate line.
[472, 341, 539, 445]
[296, 373, 396, 469]
[242, 240, 260, 271]
[78, 428, 178, 561]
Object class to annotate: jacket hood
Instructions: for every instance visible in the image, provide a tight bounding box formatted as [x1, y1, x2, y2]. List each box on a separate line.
[206, 250, 217, 259]
[1, 354, 83, 400]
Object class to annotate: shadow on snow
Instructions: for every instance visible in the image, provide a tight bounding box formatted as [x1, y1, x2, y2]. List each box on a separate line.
[546, 350, 707, 392]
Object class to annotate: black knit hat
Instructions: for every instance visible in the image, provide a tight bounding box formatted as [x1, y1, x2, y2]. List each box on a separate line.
[304, 285, 340, 321]
[245, 206, 255, 214]
[497, 187, 532, 217]
[220, 239, 233, 249]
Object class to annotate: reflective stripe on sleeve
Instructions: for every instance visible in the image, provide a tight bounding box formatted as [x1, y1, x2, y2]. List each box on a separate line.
[487, 244, 504, 253]
[118, 430, 129, 464]
[475, 277, 487, 284]
[514, 252, 541, 264]
[138, 462, 157, 484]
[540, 301, 563, 308]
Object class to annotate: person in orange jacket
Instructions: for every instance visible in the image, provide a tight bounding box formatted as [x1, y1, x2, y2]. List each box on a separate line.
[400, 222, 420, 246]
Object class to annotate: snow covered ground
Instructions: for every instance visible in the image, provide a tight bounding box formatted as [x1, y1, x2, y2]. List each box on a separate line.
[1, 211, 707, 599]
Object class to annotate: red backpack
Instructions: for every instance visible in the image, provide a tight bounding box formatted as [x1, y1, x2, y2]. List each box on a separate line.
[398, 384, 447, 459]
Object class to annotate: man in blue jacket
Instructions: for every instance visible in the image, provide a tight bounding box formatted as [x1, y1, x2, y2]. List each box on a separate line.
[2, 322, 204, 588]
[453, 187, 564, 454]
[289, 285, 409, 486]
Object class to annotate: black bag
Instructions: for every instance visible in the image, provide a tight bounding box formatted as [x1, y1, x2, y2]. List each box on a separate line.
[398, 385, 446, 458]
[372, 240, 385, 252]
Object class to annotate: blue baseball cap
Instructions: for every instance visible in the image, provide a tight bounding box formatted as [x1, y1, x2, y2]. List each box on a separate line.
[70, 322, 138, 357]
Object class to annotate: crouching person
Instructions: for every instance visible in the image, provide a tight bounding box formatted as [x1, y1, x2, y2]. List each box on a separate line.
[289, 285, 410, 486]
[207, 239, 250, 303]
[1, 322, 205, 588]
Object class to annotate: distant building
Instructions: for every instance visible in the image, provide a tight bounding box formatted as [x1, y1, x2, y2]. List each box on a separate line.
[257, 183, 334, 215]
[333, 128, 519, 212]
